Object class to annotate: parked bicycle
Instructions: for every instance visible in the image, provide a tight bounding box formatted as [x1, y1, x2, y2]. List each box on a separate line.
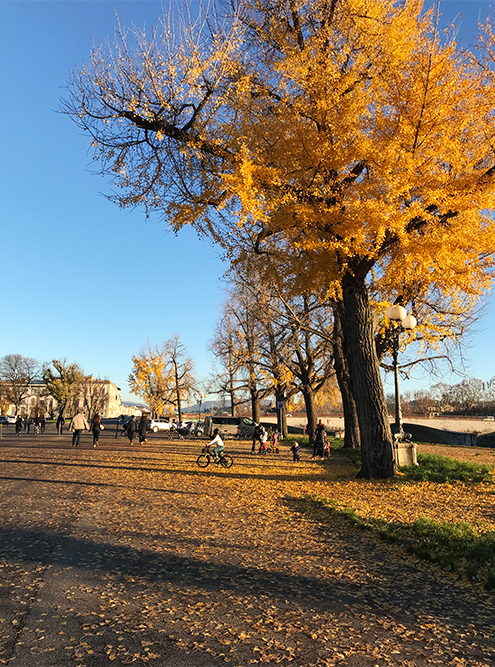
[196, 443, 233, 469]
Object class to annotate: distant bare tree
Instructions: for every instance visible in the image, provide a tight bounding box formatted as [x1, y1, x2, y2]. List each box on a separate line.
[82, 377, 110, 420]
[0, 354, 39, 414]
[209, 310, 247, 417]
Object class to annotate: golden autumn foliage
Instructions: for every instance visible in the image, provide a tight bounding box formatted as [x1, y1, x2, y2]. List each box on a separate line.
[65, 0, 495, 298]
[128, 337, 195, 418]
[65, 0, 495, 477]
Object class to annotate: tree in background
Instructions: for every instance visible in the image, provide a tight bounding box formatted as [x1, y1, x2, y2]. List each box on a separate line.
[168, 335, 195, 423]
[128, 342, 170, 416]
[229, 270, 337, 441]
[209, 309, 247, 417]
[129, 336, 195, 422]
[281, 295, 335, 443]
[65, 1, 495, 477]
[0, 386, 10, 416]
[219, 285, 271, 424]
[0, 354, 39, 414]
[42, 359, 85, 418]
[82, 376, 110, 421]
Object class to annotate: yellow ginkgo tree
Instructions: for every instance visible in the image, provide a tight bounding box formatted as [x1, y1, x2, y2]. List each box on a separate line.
[129, 336, 195, 421]
[65, 0, 495, 477]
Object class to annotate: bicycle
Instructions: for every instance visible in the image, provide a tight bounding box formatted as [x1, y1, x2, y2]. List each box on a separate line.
[196, 444, 233, 469]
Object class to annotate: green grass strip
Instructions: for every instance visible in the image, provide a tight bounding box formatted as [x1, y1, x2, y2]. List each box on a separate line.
[400, 452, 494, 483]
[338, 446, 494, 483]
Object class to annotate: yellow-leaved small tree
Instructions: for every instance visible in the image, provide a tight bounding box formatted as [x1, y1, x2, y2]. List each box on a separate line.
[129, 336, 195, 421]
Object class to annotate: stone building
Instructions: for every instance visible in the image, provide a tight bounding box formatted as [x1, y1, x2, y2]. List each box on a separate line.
[3, 377, 124, 419]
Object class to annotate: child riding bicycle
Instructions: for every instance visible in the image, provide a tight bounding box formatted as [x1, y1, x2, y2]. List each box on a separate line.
[208, 428, 225, 461]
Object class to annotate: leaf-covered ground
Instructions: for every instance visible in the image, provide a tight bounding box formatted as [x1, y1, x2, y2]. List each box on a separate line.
[0, 435, 494, 666]
[322, 442, 495, 528]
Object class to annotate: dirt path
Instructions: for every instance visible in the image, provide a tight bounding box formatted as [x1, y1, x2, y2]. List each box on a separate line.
[0, 439, 494, 666]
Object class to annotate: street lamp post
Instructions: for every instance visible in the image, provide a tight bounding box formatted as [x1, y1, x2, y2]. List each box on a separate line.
[196, 392, 205, 422]
[385, 305, 417, 439]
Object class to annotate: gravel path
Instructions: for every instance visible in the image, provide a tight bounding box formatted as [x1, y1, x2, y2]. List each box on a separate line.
[0, 438, 493, 666]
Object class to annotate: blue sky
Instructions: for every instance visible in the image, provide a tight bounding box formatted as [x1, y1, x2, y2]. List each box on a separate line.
[0, 0, 494, 404]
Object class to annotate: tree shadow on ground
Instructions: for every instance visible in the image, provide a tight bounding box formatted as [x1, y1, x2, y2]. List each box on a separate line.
[0, 510, 493, 637]
[0, 455, 333, 483]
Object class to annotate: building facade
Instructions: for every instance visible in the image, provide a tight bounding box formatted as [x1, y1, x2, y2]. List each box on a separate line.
[3, 377, 125, 419]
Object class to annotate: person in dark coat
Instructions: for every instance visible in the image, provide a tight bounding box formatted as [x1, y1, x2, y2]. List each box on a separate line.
[290, 441, 300, 462]
[312, 419, 326, 459]
[57, 415, 65, 435]
[91, 413, 103, 448]
[251, 423, 261, 454]
[15, 416, 23, 436]
[138, 415, 148, 445]
[126, 416, 137, 444]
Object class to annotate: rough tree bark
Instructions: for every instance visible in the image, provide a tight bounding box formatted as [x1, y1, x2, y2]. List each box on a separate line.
[301, 385, 317, 444]
[341, 272, 395, 478]
[332, 302, 361, 450]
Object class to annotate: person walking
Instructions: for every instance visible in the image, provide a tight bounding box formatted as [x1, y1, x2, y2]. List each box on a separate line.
[312, 419, 326, 459]
[91, 413, 103, 448]
[138, 414, 148, 445]
[126, 415, 137, 444]
[15, 416, 23, 436]
[258, 425, 268, 454]
[70, 410, 89, 448]
[57, 414, 65, 435]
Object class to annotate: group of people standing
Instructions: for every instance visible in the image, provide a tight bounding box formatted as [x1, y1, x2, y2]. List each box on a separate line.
[251, 423, 278, 454]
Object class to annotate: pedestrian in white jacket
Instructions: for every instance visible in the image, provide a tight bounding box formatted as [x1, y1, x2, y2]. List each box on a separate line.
[70, 410, 89, 448]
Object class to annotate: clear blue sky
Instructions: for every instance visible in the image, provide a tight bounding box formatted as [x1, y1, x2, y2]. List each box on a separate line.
[0, 1, 494, 404]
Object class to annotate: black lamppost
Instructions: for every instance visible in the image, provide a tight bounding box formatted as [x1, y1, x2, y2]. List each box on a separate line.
[196, 392, 204, 422]
[385, 305, 417, 438]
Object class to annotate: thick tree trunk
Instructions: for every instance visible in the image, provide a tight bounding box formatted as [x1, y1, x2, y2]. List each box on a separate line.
[301, 386, 317, 443]
[251, 391, 261, 424]
[230, 391, 237, 417]
[332, 302, 361, 449]
[341, 273, 395, 478]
